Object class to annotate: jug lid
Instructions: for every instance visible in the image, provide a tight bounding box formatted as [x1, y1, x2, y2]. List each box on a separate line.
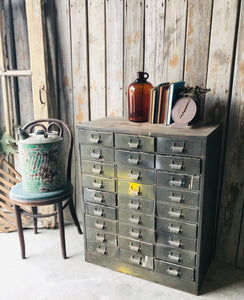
[18, 129, 62, 145]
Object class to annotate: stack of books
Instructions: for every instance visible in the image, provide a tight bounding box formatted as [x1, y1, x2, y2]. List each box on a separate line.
[148, 81, 185, 125]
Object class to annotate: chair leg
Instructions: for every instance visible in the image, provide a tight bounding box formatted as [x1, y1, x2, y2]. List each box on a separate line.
[68, 197, 82, 234]
[14, 205, 26, 259]
[57, 201, 67, 259]
[32, 207, 38, 234]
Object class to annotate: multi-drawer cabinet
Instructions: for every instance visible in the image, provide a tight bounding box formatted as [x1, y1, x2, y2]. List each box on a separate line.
[77, 117, 221, 295]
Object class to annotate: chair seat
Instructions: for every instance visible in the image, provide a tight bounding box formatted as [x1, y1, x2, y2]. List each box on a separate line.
[10, 181, 73, 203]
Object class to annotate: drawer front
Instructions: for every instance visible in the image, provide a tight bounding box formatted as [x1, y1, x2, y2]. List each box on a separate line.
[85, 215, 118, 233]
[157, 171, 200, 191]
[78, 130, 113, 147]
[82, 174, 116, 192]
[157, 187, 199, 207]
[118, 180, 155, 199]
[83, 188, 117, 207]
[81, 160, 115, 178]
[86, 240, 117, 258]
[80, 145, 114, 162]
[115, 150, 154, 169]
[156, 217, 197, 239]
[86, 228, 117, 246]
[115, 133, 154, 153]
[156, 155, 201, 175]
[155, 244, 196, 267]
[157, 137, 202, 157]
[119, 222, 155, 243]
[155, 259, 195, 282]
[117, 165, 155, 184]
[118, 194, 154, 215]
[119, 248, 154, 270]
[156, 202, 198, 223]
[85, 203, 117, 220]
[118, 236, 153, 256]
[119, 209, 155, 228]
[156, 232, 197, 252]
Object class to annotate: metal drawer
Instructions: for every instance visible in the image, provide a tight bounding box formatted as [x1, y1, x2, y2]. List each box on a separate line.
[118, 180, 155, 199]
[156, 202, 198, 223]
[115, 133, 154, 153]
[157, 187, 199, 207]
[157, 171, 200, 191]
[119, 248, 154, 270]
[157, 137, 202, 157]
[85, 203, 117, 220]
[86, 228, 117, 246]
[156, 231, 197, 252]
[117, 165, 155, 184]
[118, 194, 154, 215]
[80, 145, 114, 162]
[119, 222, 155, 243]
[155, 259, 195, 282]
[78, 130, 113, 147]
[156, 217, 197, 239]
[81, 160, 115, 178]
[83, 188, 117, 207]
[85, 215, 118, 233]
[155, 244, 196, 267]
[86, 240, 117, 258]
[119, 209, 154, 228]
[82, 174, 116, 192]
[115, 150, 154, 169]
[156, 155, 201, 175]
[118, 236, 153, 256]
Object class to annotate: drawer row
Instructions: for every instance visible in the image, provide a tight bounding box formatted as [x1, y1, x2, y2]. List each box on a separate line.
[78, 130, 202, 157]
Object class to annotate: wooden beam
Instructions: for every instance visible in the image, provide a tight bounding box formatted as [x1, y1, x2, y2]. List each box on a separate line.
[0, 70, 32, 76]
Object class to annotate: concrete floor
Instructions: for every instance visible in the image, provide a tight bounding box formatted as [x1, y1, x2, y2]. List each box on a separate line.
[0, 224, 244, 300]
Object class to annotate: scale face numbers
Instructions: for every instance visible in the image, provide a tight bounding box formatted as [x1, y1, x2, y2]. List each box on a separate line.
[171, 97, 197, 125]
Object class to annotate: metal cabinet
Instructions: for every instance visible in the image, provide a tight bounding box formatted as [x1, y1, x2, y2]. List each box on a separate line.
[77, 117, 221, 295]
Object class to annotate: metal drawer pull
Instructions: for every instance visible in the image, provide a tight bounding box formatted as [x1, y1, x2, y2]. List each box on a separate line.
[91, 151, 102, 159]
[96, 234, 105, 242]
[128, 141, 140, 149]
[93, 195, 103, 203]
[168, 210, 183, 219]
[128, 171, 140, 180]
[129, 215, 141, 224]
[168, 253, 181, 262]
[128, 157, 139, 165]
[92, 166, 102, 174]
[128, 202, 140, 210]
[93, 209, 103, 217]
[169, 179, 183, 187]
[168, 225, 182, 234]
[96, 247, 106, 255]
[167, 268, 180, 277]
[170, 146, 184, 153]
[129, 231, 141, 238]
[95, 222, 105, 229]
[169, 195, 183, 203]
[129, 244, 140, 252]
[169, 163, 182, 170]
[93, 181, 103, 188]
[168, 240, 182, 248]
[89, 135, 101, 144]
[130, 256, 141, 266]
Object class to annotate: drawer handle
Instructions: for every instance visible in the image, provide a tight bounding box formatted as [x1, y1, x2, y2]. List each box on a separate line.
[128, 202, 140, 210]
[93, 181, 103, 188]
[130, 256, 141, 266]
[129, 243, 140, 252]
[129, 215, 141, 224]
[167, 267, 180, 277]
[93, 209, 103, 217]
[169, 162, 182, 170]
[92, 166, 102, 174]
[93, 195, 104, 203]
[96, 234, 106, 242]
[128, 141, 140, 149]
[168, 239, 182, 248]
[168, 210, 183, 219]
[168, 253, 181, 263]
[89, 135, 101, 144]
[95, 222, 105, 229]
[168, 224, 182, 234]
[128, 157, 140, 165]
[128, 171, 140, 180]
[169, 195, 183, 203]
[96, 247, 106, 255]
[170, 146, 184, 153]
[129, 230, 141, 238]
[169, 179, 183, 187]
[91, 151, 102, 159]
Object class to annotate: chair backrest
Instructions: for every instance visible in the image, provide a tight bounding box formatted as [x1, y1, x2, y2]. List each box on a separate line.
[22, 118, 73, 181]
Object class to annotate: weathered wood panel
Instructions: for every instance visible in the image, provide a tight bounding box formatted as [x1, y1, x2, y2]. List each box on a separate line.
[144, 0, 165, 86]
[124, 0, 144, 117]
[162, 0, 187, 82]
[88, 0, 106, 120]
[216, 0, 244, 266]
[106, 0, 123, 117]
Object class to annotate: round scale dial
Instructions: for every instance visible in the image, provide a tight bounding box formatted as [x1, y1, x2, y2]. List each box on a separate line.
[171, 97, 197, 125]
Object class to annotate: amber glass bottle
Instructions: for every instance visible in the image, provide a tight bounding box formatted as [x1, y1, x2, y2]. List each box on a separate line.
[128, 72, 153, 122]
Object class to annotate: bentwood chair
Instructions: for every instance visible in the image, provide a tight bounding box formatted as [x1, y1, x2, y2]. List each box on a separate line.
[9, 118, 82, 259]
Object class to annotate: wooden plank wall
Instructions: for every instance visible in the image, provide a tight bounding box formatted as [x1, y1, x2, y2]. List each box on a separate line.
[1, 0, 244, 267]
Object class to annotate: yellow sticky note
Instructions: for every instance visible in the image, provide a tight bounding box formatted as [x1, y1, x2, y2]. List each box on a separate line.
[128, 182, 141, 196]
